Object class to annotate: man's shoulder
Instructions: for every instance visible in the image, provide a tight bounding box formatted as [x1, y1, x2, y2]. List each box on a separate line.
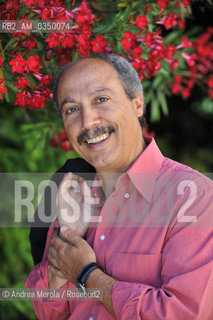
[161, 156, 213, 193]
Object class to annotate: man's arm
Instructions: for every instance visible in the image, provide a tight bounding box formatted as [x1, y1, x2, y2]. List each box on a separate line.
[25, 259, 70, 320]
[49, 186, 213, 319]
[29, 158, 95, 265]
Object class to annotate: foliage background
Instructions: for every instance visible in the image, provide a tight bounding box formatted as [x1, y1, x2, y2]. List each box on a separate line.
[0, 0, 213, 319]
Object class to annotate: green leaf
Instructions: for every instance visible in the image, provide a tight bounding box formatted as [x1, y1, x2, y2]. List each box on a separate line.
[93, 16, 120, 34]
[164, 31, 182, 45]
[150, 95, 160, 121]
[185, 26, 203, 37]
[157, 91, 169, 116]
[145, 89, 152, 105]
[4, 38, 18, 51]
[20, 122, 47, 132]
[153, 76, 163, 89]
[122, 4, 131, 23]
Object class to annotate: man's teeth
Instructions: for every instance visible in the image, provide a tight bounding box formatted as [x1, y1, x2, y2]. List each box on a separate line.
[86, 133, 109, 144]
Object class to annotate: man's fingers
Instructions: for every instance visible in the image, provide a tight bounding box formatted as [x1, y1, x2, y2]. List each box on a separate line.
[48, 263, 65, 278]
[79, 179, 92, 204]
[48, 245, 58, 260]
[51, 230, 58, 240]
[60, 227, 81, 247]
[48, 246, 59, 268]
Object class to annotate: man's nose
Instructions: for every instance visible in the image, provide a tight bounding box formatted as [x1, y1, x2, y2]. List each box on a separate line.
[81, 105, 101, 130]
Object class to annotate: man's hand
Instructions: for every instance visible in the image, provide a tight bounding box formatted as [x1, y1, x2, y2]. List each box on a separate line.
[48, 264, 67, 291]
[57, 172, 95, 238]
[48, 227, 97, 283]
[48, 231, 68, 290]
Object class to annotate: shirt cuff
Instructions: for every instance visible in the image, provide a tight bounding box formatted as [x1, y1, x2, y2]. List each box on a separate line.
[24, 259, 70, 314]
[111, 281, 151, 319]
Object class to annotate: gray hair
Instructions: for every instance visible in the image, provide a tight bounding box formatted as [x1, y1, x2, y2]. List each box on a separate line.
[52, 54, 146, 128]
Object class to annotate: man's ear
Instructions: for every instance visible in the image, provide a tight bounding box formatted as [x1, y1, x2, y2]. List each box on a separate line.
[133, 92, 143, 118]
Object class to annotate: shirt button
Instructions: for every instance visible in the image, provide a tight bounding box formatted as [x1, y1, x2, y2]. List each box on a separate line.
[100, 234, 105, 240]
[125, 193, 130, 199]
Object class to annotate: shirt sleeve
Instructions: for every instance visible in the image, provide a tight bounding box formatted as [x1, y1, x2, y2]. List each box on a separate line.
[24, 259, 70, 320]
[111, 186, 213, 319]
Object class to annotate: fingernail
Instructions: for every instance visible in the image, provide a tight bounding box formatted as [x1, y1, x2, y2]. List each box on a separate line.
[60, 225, 69, 233]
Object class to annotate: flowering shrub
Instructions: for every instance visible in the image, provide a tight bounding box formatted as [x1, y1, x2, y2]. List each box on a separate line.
[0, 0, 212, 150]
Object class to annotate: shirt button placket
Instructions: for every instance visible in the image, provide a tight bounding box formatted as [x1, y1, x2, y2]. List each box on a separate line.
[100, 234, 105, 241]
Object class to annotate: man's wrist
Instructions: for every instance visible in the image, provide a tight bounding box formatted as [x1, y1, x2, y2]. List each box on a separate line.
[85, 267, 117, 291]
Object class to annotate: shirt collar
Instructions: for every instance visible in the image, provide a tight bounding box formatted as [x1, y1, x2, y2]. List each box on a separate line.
[126, 137, 164, 203]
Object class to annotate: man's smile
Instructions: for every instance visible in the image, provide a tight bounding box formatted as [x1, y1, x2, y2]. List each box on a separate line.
[86, 132, 110, 144]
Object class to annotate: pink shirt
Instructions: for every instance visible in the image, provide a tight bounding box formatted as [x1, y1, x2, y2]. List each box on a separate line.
[25, 138, 213, 319]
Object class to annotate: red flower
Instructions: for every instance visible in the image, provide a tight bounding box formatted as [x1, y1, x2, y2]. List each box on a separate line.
[20, 0, 36, 7]
[77, 33, 91, 56]
[26, 55, 40, 73]
[6, 0, 19, 10]
[15, 91, 31, 108]
[39, 6, 73, 21]
[121, 31, 137, 51]
[149, 42, 167, 61]
[130, 47, 143, 58]
[61, 141, 71, 151]
[131, 57, 144, 70]
[180, 0, 191, 8]
[182, 53, 196, 67]
[0, 86, 7, 100]
[54, 48, 73, 65]
[0, 53, 3, 67]
[167, 44, 176, 58]
[182, 87, 191, 98]
[157, 0, 171, 8]
[91, 35, 108, 53]
[143, 125, 155, 138]
[145, 4, 151, 14]
[12, 32, 23, 39]
[74, 0, 94, 25]
[28, 92, 47, 109]
[38, 74, 52, 88]
[177, 35, 192, 49]
[141, 31, 162, 48]
[9, 54, 26, 73]
[21, 35, 37, 50]
[167, 58, 179, 72]
[158, 12, 178, 30]
[209, 89, 213, 100]
[45, 33, 60, 48]
[59, 130, 68, 143]
[171, 75, 182, 94]
[208, 77, 213, 89]
[14, 78, 30, 90]
[49, 137, 59, 147]
[135, 15, 148, 30]
[60, 33, 75, 49]
[146, 59, 161, 77]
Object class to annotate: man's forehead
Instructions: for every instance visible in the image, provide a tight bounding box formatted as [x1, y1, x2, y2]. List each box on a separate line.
[61, 58, 118, 81]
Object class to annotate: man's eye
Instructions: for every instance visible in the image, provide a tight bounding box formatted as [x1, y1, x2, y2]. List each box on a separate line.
[65, 106, 77, 114]
[97, 97, 108, 103]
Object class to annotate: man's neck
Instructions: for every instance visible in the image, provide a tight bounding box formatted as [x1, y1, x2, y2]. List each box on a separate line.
[97, 137, 147, 198]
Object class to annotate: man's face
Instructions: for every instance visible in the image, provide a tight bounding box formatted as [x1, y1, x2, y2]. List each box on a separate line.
[57, 58, 144, 172]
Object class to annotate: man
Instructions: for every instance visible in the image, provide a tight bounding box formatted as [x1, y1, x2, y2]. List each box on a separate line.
[25, 54, 213, 319]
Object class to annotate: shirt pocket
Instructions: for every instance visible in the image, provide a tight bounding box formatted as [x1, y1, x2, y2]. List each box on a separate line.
[112, 253, 162, 287]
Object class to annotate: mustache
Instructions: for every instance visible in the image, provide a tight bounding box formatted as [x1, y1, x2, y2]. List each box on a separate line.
[77, 125, 116, 145]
